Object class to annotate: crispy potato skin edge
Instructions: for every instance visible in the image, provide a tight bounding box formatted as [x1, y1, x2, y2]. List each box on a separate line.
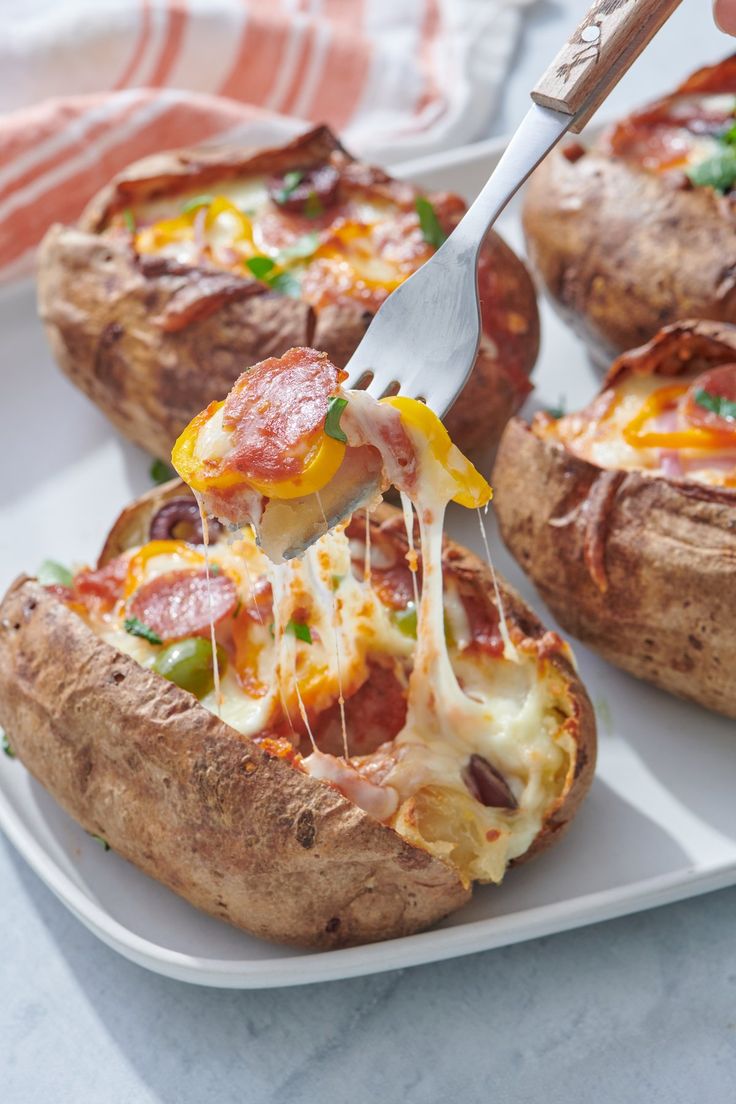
[522, 148, 736, 368]
[0, 493, 595, 946]
[493, 417, 736, 718]
[37, 125, 538, 458]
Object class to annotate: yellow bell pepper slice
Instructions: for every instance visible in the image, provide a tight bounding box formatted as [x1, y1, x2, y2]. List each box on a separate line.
[172, 401, 347, 500]
[623, 384, 736, 450]
[124, 540, 205, 598]
[135, 213, 196, 254]
[134, 196, 254, 256]
[381, 396, 492, 508]
[205, 196, 254, 244]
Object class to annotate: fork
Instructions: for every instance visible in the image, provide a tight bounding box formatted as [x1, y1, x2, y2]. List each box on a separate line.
[342, 0, 682, 417]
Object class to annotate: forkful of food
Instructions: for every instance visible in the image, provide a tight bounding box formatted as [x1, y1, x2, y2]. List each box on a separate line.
[173, 0, 682, 559]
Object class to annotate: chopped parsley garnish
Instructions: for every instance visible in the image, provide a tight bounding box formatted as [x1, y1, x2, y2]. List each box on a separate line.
[245, 255, 276, 280]
[286, 619, 312, 644]
[122, 209, 136, 233]
[545, 397, 566, 419]
[273, 170, 304, 206]
[244, 256, 301, 297]
[149, 458, 176, 485]
[331, 574, 344, 591]
[37, 560, 73, 587]
[124, 617, 162, 645]
[2, 730, 15, 759]
[415, 197, 447, 248]
[324, 396, 348, 443]
[687, 146, 736, 193]
[181, 194, 214, 215]
[694, 387, 736, 420]
[89, 834, 110, 851]
[208, 563, 221, 576]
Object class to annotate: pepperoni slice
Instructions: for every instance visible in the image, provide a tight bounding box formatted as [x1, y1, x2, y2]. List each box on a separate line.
[312, 661, 408, 758]
[683, 365, 736, 434]
[74, 555, 128, 610]
[129, 569, 237, 642]
[462, 592, 504, 657]
[372, 564, 417, 611]
[223, 348, 342, 482]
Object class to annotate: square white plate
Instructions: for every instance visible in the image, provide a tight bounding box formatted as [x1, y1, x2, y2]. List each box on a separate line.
[1, 134, 734, 988]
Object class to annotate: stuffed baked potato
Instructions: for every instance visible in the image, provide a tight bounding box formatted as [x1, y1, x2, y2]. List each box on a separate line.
[37, 125, 539, 459]
[523, 55, 736, 369]
[0, 477, 595, 948]
[492, 320, 736, 718]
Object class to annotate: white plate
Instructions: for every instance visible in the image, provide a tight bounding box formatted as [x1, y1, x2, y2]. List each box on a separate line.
[1, 134, 735, 989]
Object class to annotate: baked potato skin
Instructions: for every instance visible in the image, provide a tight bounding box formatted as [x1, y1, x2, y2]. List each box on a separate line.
[0, 575, 469, 949]
[492, 390, 736, 718]
[0, 488, 595, 945]
[522, 151, 736, 369]
[37, 126, 539, 458]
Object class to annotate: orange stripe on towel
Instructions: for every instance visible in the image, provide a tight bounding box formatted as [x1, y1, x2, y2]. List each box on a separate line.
[148, 1, 190, 87]
[112, 0, 153, 90]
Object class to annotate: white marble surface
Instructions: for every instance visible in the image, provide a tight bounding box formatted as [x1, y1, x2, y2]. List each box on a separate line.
[2, 1, 735, 1100]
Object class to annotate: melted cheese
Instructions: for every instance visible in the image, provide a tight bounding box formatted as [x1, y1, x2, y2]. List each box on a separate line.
[163, 358, 582, 886]
[115, 176, 430, 309]
[544, 372, 736, 487]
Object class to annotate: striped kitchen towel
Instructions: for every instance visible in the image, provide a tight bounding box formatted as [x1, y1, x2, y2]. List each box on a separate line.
[0, 0, 533, 283]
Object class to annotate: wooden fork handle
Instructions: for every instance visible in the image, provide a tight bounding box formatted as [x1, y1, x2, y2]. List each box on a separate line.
[531, 0, 683, 132]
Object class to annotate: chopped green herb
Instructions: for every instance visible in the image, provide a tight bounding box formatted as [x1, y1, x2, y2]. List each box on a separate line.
[122, 208, 136, 233]
[37, 560, 73, 587]
[274, 170, 304, 206]
[687, 147, 736, 193]
[277, 231, 319, 263]
[286, 619, 312, 644]
[722, 123, 736, 147]
[331, 574, 344, 591]
[2, 730, 15, 759]
[304, 191, 324, 220]
[245, 255, 276, 280]
[269, 270, 301, 297]
[245, 256, 301, 297]
[268, 621, 275, 639]
[208, 563, 221, 576]
[89, 834, 111, 851]
[232, 598, 242, 619]
[181, 194, 214, 215]
[149, 458, 176, 485]
[124, 617, 162, 645]
[415, 197, 447, 248]
[545, 397, 566, 419]
[325, 396, 348, 443]
[694, 388, 736, 419]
